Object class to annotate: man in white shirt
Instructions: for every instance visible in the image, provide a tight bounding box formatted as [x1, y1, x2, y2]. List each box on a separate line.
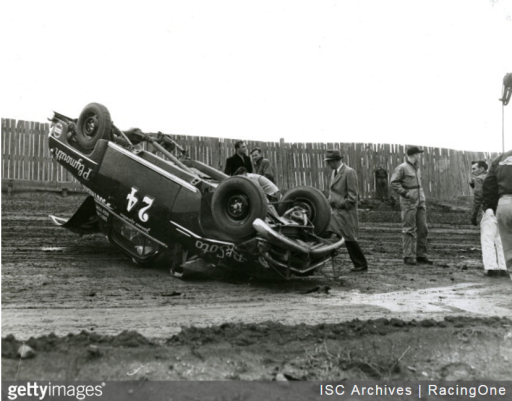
[233, 167, 281, 201]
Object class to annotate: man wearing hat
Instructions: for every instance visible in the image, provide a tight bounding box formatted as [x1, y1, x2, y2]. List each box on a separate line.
[390, 146, 433, 265]
[324, 149, 368, 272]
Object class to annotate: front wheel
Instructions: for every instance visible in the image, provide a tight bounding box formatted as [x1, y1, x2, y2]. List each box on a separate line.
[211, 176, 268, 238]
[76, 103, 113, 152]
[277, 186, 331, 235]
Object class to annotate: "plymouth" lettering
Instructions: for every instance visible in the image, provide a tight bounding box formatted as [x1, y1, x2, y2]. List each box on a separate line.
[54, 149, 92, 180]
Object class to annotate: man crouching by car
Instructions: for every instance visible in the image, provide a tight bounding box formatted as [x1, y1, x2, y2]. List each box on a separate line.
[323, 149, 369, 273]
[234, 167, 281, 202]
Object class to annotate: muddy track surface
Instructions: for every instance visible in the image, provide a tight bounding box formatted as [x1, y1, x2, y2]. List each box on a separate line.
[2, 193, 512, 342]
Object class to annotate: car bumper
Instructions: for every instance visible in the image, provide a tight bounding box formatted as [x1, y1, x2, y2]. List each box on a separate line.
[252, 218, 344, 257]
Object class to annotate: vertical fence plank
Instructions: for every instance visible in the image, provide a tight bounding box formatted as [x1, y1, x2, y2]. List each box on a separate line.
[1, 119, 6, 177]
[277, 138, 286, 190]
[9, 118, 15, 179]
[288, 142, 296, 189]
[16, 120, 23, 179]
[382, 143, 391, 197]
[454, 149, 462, 199]
[23, 121, 30, 180]
[424, 146, 432, 198]
[438, 147, 444, 201]
[297, 143, 304, 186]
[309, 142, 318, 190]
[297, 142, 303, 187]
[315, 142, 323, 191]
[323, 145, 330, 192]
[43, 122, 51, 182]
[436, 147, 442, 200]
[217, 138, 224, 172]
[209, 137, 216, 168]
[33, 122, 40, 181]
[21, 121, 29, 180]
[2, 119, 13, 178]
[286, 141, 293, 190]
[14, 120, 23, 180]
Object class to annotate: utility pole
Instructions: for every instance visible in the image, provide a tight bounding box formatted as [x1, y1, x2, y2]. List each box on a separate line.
[499, 73, 511, 152]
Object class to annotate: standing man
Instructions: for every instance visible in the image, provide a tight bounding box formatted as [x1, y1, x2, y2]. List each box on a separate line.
[250, 147, 275, 183]
[390, 146, 433, 265]
[482, 150, 512, 276]
[374, 164, 389, 201]
[470, 161, 507, 276]
[224, 140, 253, 176]
[324, 149, 368, 272]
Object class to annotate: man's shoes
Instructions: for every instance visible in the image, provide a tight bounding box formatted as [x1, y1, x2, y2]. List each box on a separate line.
[170, 267, 184, 278]
[486, 270, 510, 278]
[416, 257, 434, 265]
[404, 257, 417, 265]
[350, 265, 368, 272]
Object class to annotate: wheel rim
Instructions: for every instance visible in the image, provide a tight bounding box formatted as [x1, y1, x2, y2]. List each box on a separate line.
[82, 114, 99, 139]
[225, 194, 249, 221]
[293, 199, 315, 221]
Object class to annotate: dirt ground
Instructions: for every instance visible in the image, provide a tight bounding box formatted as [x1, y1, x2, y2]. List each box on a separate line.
[2, 192, 512, 381]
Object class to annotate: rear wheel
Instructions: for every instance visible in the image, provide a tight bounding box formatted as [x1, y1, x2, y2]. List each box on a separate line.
[211, 176, 267, 238]
[277, 186, 331, 235]
[76, 103, 113, 152]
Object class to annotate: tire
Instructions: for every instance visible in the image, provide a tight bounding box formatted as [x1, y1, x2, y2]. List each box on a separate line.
[76, 103, 113, 151]
[276, 186, 331, 235]
[211, 176, 268, 238]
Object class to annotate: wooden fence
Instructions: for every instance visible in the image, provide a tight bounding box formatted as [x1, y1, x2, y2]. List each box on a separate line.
[1, 118, 500, 200]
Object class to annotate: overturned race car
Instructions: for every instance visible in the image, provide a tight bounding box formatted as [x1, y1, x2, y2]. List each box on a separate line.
[48, 103, 344, 279]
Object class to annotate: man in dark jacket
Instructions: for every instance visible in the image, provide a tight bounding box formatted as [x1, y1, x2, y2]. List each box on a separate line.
[224, 141, 253, 176]
[483, 150, 512, 274]
[324, 149, 368, 272]
[374, 164, 389, 201]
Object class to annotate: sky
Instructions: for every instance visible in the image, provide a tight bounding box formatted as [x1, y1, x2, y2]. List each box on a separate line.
[1, 0, 511, 152]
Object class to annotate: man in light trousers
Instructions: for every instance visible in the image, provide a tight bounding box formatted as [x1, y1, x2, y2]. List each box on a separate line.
[470, 161, 507, 276]
[483, 150, 512, 278]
